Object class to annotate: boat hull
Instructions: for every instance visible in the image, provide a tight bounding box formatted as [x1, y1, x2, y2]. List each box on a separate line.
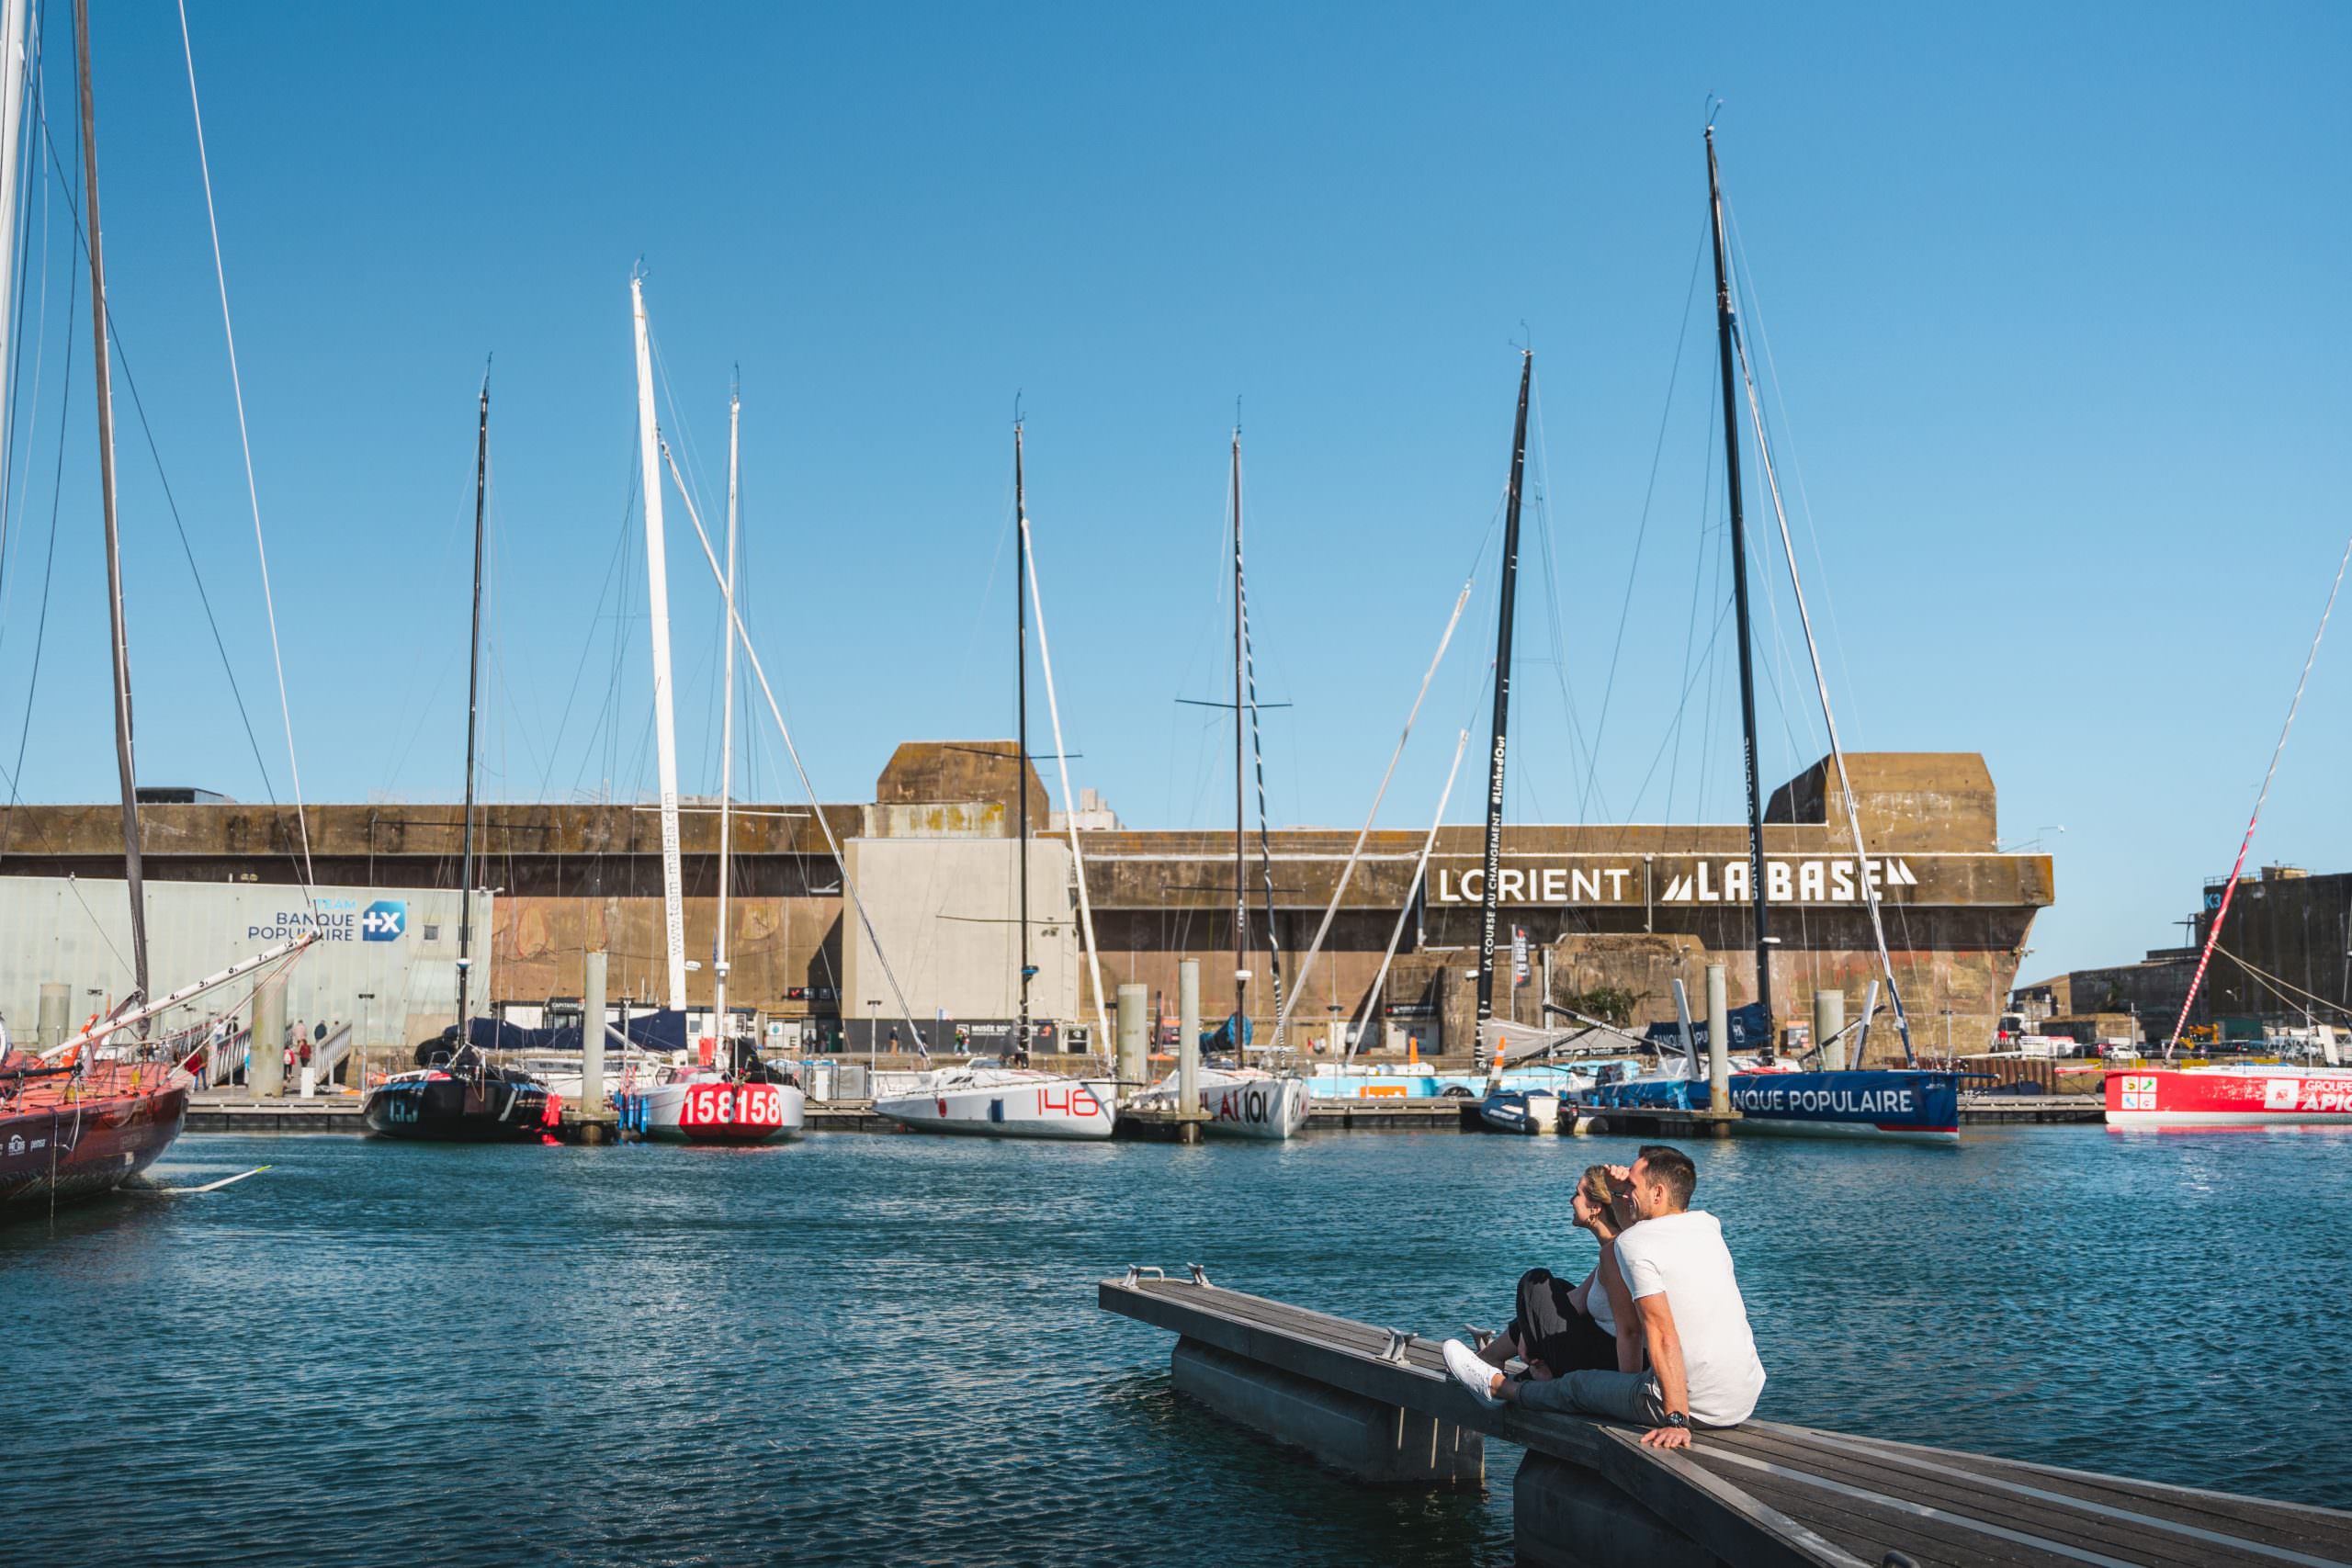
[1197, 1074, 1311, 1140]
[1477, 1089, 1561, 1134]
[362, 1073, 557, 1142]
[2106, 1067, 2352, 1128]
[632, 1078, 806, 1143]
[1581, 1069, 1962, 1143]
[0, 1078, 187, 1210]
[876, 1077, 1116, 1140]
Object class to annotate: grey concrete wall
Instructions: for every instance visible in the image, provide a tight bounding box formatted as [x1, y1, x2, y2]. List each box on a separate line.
[839, 836, 1080, 1029]
[0, 875, 478, 1052]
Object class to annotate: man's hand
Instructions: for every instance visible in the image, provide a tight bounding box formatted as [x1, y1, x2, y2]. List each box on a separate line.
[1640, 1425, 1692, 1450]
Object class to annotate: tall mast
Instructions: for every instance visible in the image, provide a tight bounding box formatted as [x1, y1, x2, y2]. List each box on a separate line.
[73, 0, 146, 1022]
[1707, 126, 1773, 1032]
[1014, 422, 1031, 1059]
[1475, 351, 1532, 1043]
[628, 273, 689, 1013]
[0, 0, 29, 419]
[1230, 429, 1249, 1047]
[714, 377, 740, 1064]
[454, 375, 489, 1046]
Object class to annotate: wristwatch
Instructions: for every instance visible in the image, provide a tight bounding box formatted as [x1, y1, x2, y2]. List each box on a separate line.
[1663, 1411, 1690, 1429]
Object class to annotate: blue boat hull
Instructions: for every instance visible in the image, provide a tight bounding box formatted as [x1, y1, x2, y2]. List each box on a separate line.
[1578, 1069, 1961, 1143]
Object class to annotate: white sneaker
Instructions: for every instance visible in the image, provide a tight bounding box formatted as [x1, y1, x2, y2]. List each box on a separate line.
[1442, 1337, 1503, 1410]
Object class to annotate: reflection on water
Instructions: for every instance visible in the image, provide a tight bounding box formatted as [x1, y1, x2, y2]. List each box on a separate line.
[2, 1123, 2343, 1565]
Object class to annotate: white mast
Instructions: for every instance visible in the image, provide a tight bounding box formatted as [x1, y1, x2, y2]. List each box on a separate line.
[630, 272, 689, 1013]
[714, 378, 740, 1061]
[0, 0, 28, 390]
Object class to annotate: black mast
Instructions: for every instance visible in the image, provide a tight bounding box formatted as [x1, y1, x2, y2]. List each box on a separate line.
[1014, 422, 1031, 1063]
[1707, 125, 1773, 1032]
[1475, 351, 1532, 1054]
[74, 0, 148, 1028]
[455, 374, 489, 1064]
[1230, 429, 1249, 1050]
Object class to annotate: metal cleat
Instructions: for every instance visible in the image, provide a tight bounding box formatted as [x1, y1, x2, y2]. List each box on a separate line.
[1186, 1263, 1213, 1288]
[1377, 1328, 1416, 1364]
[1120, 1265, 1167, 1287]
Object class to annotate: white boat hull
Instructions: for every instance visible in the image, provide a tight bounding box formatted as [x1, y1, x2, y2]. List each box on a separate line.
[637, 1078, 806, 1143]
[876, 1075, 1117, 1140]
[1195, 1072, 1311, 1140]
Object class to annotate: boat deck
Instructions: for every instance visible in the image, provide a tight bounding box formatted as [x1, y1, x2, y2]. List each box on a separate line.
[1099, 1271, 2348, 1567]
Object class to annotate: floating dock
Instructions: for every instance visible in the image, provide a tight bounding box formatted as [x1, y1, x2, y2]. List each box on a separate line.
[1099, 1269, 2348, 1567]
[182, 1091, 2106, 1138]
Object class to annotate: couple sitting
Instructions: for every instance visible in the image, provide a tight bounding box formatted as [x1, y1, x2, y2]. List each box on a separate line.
[1442, 1144, 1764, 1450]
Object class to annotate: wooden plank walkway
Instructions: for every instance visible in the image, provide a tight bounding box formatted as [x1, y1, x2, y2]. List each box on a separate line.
[1100, 1271, 2349, 1568]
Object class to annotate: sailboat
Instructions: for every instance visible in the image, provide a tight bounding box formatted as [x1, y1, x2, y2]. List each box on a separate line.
[4, 2, 322, 1201]
[1457, 353, 1566, 1138]
[1574, 125, 1962, 1143]
[874, 422, 1116, 1139]
[625, 368, 803, 1143]
[362, 379, 555, 1142]
[1133, 429, 1310, 1140]
[2105, 526, 2351, 1127]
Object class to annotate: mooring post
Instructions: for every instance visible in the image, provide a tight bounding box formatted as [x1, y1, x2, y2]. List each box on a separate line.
[1705, 963, 1731, 1126]
[1814, 987, 1845, 1072]
[1116, 983, 1148, 1100]
[251, 981, 287, 1099]
[582, 949, 607, 1113]
[1177, 958, 1201, 1118]
[36, 980, 66, 1051]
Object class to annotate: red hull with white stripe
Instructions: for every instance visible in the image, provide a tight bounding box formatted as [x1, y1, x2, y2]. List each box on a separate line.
[2105, 1066, 2352, 1127]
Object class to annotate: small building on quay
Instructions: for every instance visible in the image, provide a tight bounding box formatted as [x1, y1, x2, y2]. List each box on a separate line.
[0, 741, 2053, 1066]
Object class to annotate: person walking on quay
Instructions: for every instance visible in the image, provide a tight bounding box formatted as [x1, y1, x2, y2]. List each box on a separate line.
[1473, 1165, 1639, 1382]
[1443, 1145, 1765, 1449]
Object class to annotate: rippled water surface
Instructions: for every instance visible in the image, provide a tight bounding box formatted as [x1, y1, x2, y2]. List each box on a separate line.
[4, 1123, 2346, 1565]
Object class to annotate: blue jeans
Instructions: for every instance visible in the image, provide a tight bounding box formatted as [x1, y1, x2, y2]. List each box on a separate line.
[1516, 1366, 1666, 1426]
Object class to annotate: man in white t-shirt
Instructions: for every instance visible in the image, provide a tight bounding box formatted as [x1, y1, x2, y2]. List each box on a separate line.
[1442, 1145, 1765, 1449]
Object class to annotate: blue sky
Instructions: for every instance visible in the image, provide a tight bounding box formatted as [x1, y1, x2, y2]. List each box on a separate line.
[0, 1, 2345, 981]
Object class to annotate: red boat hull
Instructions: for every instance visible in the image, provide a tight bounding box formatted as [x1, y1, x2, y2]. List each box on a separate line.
[2105, 1067, 2352, 1127]
[0, 1075, 189, 1209]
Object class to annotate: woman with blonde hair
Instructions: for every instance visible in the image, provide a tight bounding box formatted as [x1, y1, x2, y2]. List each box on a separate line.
[1476, 1164, 1643, 1381]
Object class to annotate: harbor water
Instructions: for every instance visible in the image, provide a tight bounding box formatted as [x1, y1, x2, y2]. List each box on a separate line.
[4, 1123, 2345, 1565]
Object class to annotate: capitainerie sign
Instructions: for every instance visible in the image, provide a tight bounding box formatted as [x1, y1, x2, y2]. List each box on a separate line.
[1430, 855, 1923, 908]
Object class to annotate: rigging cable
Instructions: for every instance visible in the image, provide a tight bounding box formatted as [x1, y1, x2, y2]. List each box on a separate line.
[1347, 727, 1472, 1067]
[0, 6, 40, 650]
[2162, 525, 2352, 1057]
[1019, 507, 1113, 1051]
[661, 436, 931, 1050]
[2204, 935, 2352, 1023]
[1586, 219, 1710, 833]
[1731, 310, 1913, 1062]
[177, 0, 312, 891]
[22, 84, 290, 881]
[1272, 577, 1473, 1047]
[1236, 535, 1286, 1034]
[0, 173, 69, 850]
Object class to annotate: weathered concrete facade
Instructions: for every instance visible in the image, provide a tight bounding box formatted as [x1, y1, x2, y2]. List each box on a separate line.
[0, 746, 2051, 1060]
[2192, 866, 2352, 1025]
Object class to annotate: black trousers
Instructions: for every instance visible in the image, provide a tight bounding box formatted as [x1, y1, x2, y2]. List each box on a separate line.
[1513, 1268, 1619, 1376]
